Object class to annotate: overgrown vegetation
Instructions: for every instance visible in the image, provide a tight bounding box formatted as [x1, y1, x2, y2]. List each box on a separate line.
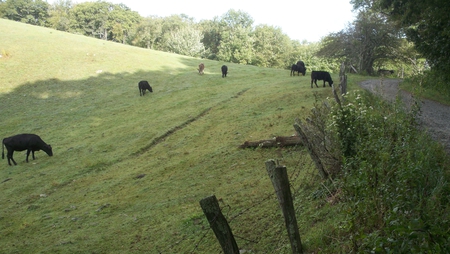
[300, 88, 450, 252]
[403, 71, 450, 105]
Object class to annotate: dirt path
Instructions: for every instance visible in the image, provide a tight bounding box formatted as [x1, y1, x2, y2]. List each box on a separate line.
[359, 79, 450, 153]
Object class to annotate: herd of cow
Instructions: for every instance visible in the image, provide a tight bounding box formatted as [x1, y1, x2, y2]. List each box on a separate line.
[2, 60, 331, 165]
[138, 61, 335, 98]
[2, 60, 337, 166]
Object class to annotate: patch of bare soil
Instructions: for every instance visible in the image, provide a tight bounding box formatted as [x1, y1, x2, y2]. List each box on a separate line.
[359, 78, 450, 153]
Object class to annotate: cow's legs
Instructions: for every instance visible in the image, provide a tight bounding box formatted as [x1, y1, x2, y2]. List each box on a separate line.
[26, 149, 36, 162]
[313, 80, 319, 88]
[7, 150, 16, 166]
[26, 149, 31, 162]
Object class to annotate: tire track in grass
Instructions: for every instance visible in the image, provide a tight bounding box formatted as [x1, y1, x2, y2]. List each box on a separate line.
[132, 88, 250, 156]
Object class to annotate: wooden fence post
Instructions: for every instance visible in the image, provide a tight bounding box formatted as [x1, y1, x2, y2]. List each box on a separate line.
[265, 160, 303, 254]
[199, 195, 239, 254]
[339, 62, 347, 95]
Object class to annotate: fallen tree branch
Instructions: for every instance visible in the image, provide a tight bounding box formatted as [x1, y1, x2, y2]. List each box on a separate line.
[239, 136, 303, 148]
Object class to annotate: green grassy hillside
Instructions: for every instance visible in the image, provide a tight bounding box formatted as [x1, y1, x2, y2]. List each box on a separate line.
[1, 19, 347, 253]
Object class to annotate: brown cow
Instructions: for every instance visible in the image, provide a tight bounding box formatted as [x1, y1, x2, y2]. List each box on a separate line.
[198, 63, 205, 75]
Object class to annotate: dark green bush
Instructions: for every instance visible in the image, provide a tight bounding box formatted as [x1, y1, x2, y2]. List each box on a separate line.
[318, 90, 450, 252]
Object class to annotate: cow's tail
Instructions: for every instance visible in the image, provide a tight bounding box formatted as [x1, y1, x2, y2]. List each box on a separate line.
[1, 140, 4, 159]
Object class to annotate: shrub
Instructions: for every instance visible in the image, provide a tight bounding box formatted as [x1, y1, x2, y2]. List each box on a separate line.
[304, 90, 450, 252]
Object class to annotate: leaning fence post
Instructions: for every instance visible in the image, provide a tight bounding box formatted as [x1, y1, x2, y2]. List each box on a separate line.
[265, 160, 303, 254]
[294, 122, 329, 179]
[199, 195, 239, 254]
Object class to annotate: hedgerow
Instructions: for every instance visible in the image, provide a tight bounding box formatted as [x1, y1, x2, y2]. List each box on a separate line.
[306, 90, 450, 252]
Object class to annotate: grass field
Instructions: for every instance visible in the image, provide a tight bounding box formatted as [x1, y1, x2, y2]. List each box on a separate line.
[0, 19, 362, 253]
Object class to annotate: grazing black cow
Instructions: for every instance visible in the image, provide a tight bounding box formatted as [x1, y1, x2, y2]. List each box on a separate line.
[221, 65, 228, 78]
[2, 134, 53, 166]
[138, 80, 153, 96]
[377, 69, 394, 75]
[311, 71, 333, 88]
[290, 61, 306, 76]
[198, 63, 205, 75]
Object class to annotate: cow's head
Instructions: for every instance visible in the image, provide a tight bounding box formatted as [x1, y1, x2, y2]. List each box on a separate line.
[44, 144, 53, 156]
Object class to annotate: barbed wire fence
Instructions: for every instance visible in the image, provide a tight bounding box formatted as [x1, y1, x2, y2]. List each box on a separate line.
[152, 144, 316, 253]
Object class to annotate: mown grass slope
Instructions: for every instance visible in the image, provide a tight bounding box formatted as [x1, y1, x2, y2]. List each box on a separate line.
[1, 19, 349, 253]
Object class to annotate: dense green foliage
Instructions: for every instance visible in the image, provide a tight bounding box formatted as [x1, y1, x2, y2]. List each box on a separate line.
[350, 0, 450, 96]
[318, 11, 403, 75]
[305, 90, 450, 252]
[0, 0, 49, 25]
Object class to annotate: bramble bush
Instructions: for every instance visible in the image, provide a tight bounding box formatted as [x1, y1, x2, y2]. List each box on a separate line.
[309, 90, 450, 252]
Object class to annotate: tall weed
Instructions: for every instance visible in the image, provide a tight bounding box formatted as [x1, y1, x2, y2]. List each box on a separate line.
[308, 90, 450, 252]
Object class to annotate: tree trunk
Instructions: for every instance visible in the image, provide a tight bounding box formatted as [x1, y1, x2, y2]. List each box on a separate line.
[239, 136, 302, 148]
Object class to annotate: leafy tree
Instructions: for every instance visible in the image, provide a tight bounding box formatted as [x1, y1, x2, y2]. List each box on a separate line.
[107, 3, 141, 43]
[251, 25, 292, 68]
[216, 9, 254, 64]
[198, 18, 221, 60]
[351, 0, 450, 90]
[129, 16, 163, 49]
[317, 11, 401, 74]
[0, 0, 49, 26]
[0, 1, 8, 18]
[69, 1, 110, 39]
[69, 1, 140, 42]
[166, 26, 205, 57]
[220, 9, 253, 29]
[217, 25, 253, 64]
[147, 14, 191, 52]
[47, 0, 72, 31]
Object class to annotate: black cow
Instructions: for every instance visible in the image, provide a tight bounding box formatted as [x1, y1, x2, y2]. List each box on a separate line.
[138, 80, 153, 96]
[2, 134, 53, 166]
[311, 71, 333, 88]
[377, 69, 394, 75]
[290, 61, 306, 76]
[221, 65, 228, 78]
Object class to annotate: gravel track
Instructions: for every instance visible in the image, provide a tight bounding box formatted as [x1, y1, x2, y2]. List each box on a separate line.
[359, 78, 450, 153]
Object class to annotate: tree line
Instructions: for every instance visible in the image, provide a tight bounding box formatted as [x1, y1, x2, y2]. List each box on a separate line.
[0, 0, 340, 71]
[1, 0, 449, 92]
